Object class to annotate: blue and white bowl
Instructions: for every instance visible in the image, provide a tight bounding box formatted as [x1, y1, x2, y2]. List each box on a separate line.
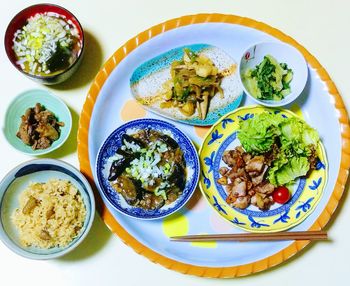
[0, 159, 95, 259]
[96, 118, 200, 219]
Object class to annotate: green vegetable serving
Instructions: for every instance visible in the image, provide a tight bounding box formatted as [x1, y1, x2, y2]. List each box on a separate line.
[237, 112, 319, 186]
[160, 48, 225, 120]
[243, 55, 293, 101]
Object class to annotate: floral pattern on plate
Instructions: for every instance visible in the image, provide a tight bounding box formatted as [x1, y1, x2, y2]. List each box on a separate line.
[199, 105, 328, 232]
[95, 118, 200, 219]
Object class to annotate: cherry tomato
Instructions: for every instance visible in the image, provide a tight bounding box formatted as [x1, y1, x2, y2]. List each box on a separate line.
[272, 186, 291, 204]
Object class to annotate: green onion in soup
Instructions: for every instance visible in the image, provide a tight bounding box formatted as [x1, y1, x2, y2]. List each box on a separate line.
[12, 12, 81, 76]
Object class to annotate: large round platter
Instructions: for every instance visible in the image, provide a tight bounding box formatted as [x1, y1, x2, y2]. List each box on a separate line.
[199, 105, 328, 233]
[78, 14, 350, 278]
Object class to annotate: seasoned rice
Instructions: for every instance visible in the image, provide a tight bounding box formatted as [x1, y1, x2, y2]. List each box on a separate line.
[12, 179, 86, 248]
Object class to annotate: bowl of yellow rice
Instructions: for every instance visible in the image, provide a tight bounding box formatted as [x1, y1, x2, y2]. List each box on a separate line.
[0, 159, 95, 259]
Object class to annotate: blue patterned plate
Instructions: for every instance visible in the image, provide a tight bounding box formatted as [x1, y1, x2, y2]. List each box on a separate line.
[95, 118, 200, 219]
[130, 44, 243, 126]
[199, 106, 328, 232]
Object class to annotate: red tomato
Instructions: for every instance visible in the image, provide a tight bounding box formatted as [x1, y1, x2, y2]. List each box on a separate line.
[272, 186, 291, 204]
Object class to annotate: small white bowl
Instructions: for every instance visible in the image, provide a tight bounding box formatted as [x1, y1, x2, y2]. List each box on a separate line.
[239, 42, 308, 107]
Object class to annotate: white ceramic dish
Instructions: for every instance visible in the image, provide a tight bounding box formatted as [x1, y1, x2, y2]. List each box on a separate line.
[239, 42, 308, 107]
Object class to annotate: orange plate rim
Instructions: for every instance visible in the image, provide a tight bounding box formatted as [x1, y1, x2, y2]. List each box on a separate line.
[77, 13, 350, 278]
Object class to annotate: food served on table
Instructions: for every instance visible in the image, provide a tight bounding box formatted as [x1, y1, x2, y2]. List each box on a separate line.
[243, 55, 293, 101]
[218, 112, 319, 210]
[107, 129, 186, 210]
[131, 44, 242, 124]
[12, 12, 81, 76]
[12, 179, 86, 248]
[159, 48, 224, 119]
[17, 103, 64, 150]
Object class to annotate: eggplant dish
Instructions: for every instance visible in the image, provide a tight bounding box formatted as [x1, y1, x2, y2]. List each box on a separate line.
[107, 129, 186, 210]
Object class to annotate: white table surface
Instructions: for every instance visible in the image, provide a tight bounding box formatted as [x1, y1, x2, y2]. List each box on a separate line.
[1, 0, 349, 285]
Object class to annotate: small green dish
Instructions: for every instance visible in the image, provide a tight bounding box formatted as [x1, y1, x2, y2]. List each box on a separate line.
[3, 89, 72, 156]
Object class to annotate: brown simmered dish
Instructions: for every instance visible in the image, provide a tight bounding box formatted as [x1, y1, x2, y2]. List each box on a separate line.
[107, 129, 186, 210]
[17, 103, 64, 150]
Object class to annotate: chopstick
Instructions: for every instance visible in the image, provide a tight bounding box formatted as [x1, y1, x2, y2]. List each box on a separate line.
[170, 231, 328, 242]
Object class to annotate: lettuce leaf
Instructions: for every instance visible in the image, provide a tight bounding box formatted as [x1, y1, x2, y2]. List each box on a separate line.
[238, 112, 320, 186]
[237, 112, 282, 154]
[279, 117, 319, 157]
[268, 156, 310, 186]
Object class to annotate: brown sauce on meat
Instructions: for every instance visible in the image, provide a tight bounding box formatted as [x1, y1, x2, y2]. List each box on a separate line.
[16, 103, 64, 150]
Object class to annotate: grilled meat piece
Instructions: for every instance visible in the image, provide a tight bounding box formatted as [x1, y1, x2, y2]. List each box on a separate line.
[222, 149, 245, 169]
[253, 182, 275, 195]
[231, 181, 247, 197]
[251, 193, 274, 210]
[227, 167, 248, 182]
[245, 156, 265, 174]
[230, 196, 251, 209]
[308, 147, 318, 171]
[217, 176, 228, 185]
[219, 166, 229, 176]
[242, 152, 252, 163]
[251, 165, 269, 186]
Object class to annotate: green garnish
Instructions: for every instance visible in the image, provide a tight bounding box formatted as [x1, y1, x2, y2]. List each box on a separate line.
[13, 13, 81, 76]
[237, 112, 319, 186]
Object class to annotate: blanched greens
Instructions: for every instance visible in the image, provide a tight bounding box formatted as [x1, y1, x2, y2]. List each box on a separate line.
[244, 55, 293, 101]
[237, 112, 319, 186]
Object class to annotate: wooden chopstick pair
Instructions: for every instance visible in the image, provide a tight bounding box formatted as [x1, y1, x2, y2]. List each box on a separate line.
[170, 231, 328, 242]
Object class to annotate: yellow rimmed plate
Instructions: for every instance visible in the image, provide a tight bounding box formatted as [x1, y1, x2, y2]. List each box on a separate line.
[199, 105, 328, 233]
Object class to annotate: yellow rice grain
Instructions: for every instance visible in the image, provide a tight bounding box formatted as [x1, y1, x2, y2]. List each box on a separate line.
[12, 179, 86, 248]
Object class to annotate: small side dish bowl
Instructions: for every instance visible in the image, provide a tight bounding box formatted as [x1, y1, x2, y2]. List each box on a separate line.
[96, 118, 200, 220]
[4, 3, 84, 85]
[239, 42, 308, 107]
[0, 159, 95, 259]
[3, 89, 72, 156]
